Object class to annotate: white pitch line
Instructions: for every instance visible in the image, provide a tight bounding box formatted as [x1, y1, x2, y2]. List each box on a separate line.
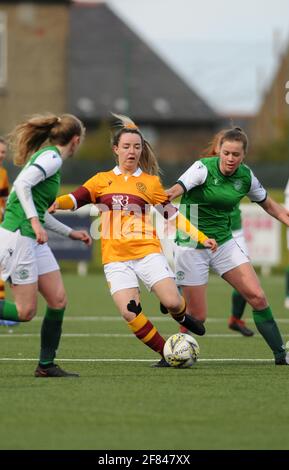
[0, 358, 276, 364]
[0, 333, 288, 338]
[17, 316, 289, 323]
[0, 333, 130, 337]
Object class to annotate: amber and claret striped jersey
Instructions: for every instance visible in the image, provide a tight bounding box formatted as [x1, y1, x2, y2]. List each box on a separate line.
[68, 167, 178, 264]
[0, 166, 9, 223]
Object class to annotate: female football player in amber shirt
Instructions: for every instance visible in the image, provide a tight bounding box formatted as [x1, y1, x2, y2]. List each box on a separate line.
[0, 138, 9, 303]
[54, 115, 217, 367]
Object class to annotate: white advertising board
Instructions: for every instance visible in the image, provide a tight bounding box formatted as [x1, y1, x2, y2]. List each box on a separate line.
[240, 203, 281, 266]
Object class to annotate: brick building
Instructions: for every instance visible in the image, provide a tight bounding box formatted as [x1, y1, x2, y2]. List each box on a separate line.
[0, 0, 220, 170]
[251, 41, 289, 147]
[0, 0, 70, 135]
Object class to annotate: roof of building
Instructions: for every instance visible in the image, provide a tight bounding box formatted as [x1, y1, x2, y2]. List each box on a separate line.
[68, 3, 217, 124]
[0, 0, 70, 4]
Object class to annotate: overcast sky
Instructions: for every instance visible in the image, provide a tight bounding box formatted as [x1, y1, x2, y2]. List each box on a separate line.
[108, 0, 289, 42]
[77, 0, 289, 115]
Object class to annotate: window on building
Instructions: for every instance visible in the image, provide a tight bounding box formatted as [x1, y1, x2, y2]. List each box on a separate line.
[0, 12, 7, 88]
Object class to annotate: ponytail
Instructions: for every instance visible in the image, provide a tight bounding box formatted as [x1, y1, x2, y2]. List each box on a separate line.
[9, 113, 85, 166]
[201, 129, 228, 158]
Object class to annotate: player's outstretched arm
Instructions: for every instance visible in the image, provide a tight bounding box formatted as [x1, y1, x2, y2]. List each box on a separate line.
[259, 196, 289, 226]
[51, 185, 93, 213]
[44, 212, 92, 246]
[174, 211, 217, 252]
[166, 183, 185, 201]
[69, 230, 92, 246]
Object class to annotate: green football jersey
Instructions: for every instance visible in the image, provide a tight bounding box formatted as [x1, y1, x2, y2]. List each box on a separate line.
[230, 203, 242, 232]
[1, 146, 62, 238]
[175, 157, 266, 247]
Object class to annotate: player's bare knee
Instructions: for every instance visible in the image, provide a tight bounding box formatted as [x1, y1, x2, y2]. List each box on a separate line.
[56, 295, 67, 310]
[17, 305, 36, 321]
[122, 311, 135, 322]
[123, 299, 142, 322]
[249, 290, 267, 310]
[50, 292, 67, 309]
[163, 297, 180, 313]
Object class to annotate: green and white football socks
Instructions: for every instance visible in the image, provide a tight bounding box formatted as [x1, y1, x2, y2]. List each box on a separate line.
[253, 306, 286, 362]
[0, 299, 21, 321]
[39, 306, 65, 366]
[231, 289, 246, 319]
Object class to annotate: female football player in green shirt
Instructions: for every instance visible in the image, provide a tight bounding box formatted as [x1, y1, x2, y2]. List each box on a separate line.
[201, 129, 254, 337]
[167, 127, 289, 365]
[0, 136, 18, 328]
[0, 114, 91, 377]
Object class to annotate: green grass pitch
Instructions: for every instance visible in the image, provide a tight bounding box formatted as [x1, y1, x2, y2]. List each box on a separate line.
[1, 273, 289, 450]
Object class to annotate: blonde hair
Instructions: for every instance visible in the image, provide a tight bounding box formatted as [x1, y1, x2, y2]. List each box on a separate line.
[9, 113, 85, 166]
[201, 129, 228, 157]
[111, 113, 160, 176]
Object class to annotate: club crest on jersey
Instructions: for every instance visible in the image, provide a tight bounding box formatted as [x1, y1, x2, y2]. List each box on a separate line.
[111, 194, 129, 209]
[17, 269, 29, 280]
[233, 180, 242, 191]
[176, 271, 185, 281]
[136, 182, 147, 194]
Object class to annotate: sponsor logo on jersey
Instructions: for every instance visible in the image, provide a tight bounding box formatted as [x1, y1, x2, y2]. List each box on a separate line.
[213, 178, 220, 185]
[136, 182, 147, 194]
[111, 194, 129, 209]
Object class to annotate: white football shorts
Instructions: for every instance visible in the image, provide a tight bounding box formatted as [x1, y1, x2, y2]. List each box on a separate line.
[104, 253, 174, 295]
[232, 229, 249, 257]
[174, 238, 249, 286]
[0, 227, 59, 285]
